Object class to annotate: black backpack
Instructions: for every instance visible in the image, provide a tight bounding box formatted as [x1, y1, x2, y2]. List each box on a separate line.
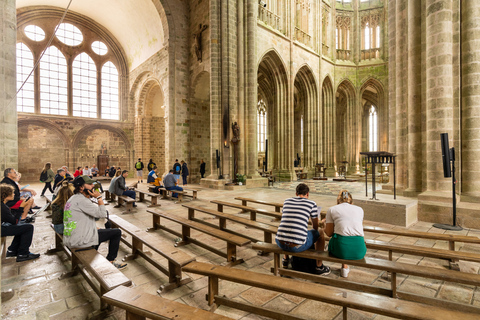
[40, 170, 48, 182]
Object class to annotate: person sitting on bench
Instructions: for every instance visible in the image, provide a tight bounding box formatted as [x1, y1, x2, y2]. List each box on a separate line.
[275, 183, 330, 275]
[324, 189, 366, 278]
[147, 166, 158, 184]
[108, 169, 122, 196]
[163, 169, 183, 198]
[63, 175, 127, 270]
[51, 182, 73, 234]
[1, 184, 40, 262]
[112, 170, 136, 207]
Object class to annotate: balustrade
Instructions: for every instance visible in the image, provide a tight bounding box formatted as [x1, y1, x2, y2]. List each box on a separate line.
[258, 5, 281, 32]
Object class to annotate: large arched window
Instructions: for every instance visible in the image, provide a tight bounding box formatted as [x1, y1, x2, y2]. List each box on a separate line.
[257, 100, 267, 152]
[16, 16, 123, 120]
[368, 105, 378, 151]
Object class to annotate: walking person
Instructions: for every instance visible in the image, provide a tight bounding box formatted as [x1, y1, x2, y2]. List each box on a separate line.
[181, 160, 189, 185]
[172, 159, 181, 184]
[200, 159, 206, 178]
[135, 158, 144, 183]
[40, 163, 55, 197]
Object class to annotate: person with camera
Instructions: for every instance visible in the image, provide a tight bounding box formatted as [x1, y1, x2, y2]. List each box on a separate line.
[63, 175, 127, 270]
[1, 183, 39, 262]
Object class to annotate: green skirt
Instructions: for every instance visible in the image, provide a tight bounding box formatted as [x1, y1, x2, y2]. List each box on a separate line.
[328, 233, 367, 260]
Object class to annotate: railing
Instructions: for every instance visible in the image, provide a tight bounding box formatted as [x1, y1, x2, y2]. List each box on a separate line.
[361, 48, 380, 60]
[294, 27, 312, 48]
[336, 49, 351, 61]
[258, 5, 282, 33]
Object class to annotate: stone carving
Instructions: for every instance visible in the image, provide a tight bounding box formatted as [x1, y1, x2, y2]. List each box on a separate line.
[193, 24, 209, 62]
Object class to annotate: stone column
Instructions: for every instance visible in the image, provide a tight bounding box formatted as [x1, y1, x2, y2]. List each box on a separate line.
[425, 0, 454, 193]
[461, 0, 480, 198]
[0, 0, 18, 172]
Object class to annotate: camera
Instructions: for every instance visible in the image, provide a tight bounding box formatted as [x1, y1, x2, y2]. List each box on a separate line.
[259, 1, 266, 8]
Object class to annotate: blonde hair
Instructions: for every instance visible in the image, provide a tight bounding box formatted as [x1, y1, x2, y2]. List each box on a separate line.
[337, 189, 353, 204]
[115, 170, 122, 177]
[52, 182, 74, 207]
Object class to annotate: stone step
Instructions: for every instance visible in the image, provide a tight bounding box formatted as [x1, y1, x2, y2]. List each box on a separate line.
[418, 200, 480, 229]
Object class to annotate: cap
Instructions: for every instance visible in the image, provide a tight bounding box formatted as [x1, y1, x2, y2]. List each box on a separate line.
[73, 175, 96, 187]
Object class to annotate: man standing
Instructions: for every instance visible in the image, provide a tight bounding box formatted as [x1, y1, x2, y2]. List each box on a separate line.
[275, 183, 330, 275]
[163, 169, 183, 198]
[113, 170, 137, 207]
[173, 159, 181, 184]
[135, 158, 144, 183]
[200, 159, 206, 178]
[63, 175, 126, 269]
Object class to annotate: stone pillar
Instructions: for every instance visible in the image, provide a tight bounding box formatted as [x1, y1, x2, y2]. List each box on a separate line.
[405, 0, 423, 196]
[388, 0, 397, 159]
[461, 0, 480, 198]
[425, 0, 454, 193]
[237, 0, 246, 175]
[0, 0, 18, 172]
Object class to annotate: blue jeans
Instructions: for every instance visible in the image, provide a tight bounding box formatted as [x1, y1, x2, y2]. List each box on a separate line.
[275, 229, 320, 253]
[166, 186, 183, 198]
[122, 190, 136, 204]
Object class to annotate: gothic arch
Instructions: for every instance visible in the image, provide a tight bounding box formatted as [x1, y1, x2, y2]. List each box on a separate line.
[359, 77, 387, 152]
[72, 124, 132, 150]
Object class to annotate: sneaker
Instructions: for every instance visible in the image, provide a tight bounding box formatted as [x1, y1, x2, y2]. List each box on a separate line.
[16, 253, 40, 262]
[341, 267, 350, 278]
[315, 264, 331, 276]
[133, 204, 138, 208]
[6, 250, 17, 257]
[282, 257, 291, 268]
[112, 260, 127, 270]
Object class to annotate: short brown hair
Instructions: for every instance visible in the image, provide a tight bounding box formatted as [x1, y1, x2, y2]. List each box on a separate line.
[296, 183, 309, 196]
[337, 189, 353, 204]
[0, 183, 15, 202]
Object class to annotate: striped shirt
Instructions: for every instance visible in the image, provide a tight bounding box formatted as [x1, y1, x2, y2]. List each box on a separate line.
[276, 197, 319, 245]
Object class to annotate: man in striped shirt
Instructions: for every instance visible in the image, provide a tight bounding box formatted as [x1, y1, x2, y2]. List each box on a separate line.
[276, 183, 330, 275]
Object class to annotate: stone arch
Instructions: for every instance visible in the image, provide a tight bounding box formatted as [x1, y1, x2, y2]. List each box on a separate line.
[294, 64, 319, 171]
[72, 124, 132, 173]
[257, 49, 291, 177]
[336, 79, 359, 173]
[17, 119, 71, 181]
[322, 75, 335, 169]
[190, 71, 211, 182]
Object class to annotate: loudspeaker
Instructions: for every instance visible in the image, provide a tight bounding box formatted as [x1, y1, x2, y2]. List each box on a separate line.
[216, 149, 220, 169]
[440, 133, 451, 178]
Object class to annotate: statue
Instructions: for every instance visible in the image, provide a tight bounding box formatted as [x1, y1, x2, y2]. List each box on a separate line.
[231, 122, 240, 182]
[193, 24, 209, 62]
[100, 142, 107, 155]
[232, 122, 240, 143]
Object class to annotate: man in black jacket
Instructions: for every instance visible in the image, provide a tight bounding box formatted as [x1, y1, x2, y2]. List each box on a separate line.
[1, 168, 34, 215]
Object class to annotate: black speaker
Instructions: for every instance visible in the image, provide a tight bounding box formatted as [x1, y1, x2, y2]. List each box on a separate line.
[440, 133, 451, 178]
[216, 149, 220, 169]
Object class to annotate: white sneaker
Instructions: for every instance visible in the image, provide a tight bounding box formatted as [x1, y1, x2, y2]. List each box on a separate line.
[341, 267, 350, 278]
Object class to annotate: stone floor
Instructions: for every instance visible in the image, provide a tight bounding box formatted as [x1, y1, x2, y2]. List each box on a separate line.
[1, 180, 480, 319]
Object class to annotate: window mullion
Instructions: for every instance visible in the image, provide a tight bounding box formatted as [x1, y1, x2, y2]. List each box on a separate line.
[34, 50, 41, 114]
[67, 57, 73, 117]
[97, 65, 101, 119]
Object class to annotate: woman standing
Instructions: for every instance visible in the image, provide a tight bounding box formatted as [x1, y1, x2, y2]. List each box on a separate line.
[324, 190, 366, 278]
[40, 163, 55, 197]
[181, 160, 189, 185]
[51, 182, 74, 234]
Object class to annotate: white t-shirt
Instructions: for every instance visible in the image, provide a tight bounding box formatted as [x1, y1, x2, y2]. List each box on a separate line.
[326, 202, 364, 237]
[83, 169, 92, 176]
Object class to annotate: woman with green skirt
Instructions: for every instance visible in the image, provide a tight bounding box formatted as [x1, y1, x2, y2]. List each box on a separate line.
[324, 189, 366, 278]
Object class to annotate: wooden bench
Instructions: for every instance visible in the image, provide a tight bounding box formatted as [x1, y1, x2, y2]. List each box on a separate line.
[45, 195, 53, 218]
[146, 209, 251, 265]
[182, 187, 200, 200]
[252, 241, 480, 312]
[148, 185, 186, 202]
[115, 196, 135, 214]
[102, 285, 233, 320]
[182, 204, 277, 245]
[135, 189, 161, 207]
[108, 214, 194, 292]
[235, 197, 283, 213]
[183, 261, 480, 320]
[211, 200, 282, 221]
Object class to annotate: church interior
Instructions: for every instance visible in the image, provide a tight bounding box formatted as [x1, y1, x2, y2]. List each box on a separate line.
[1, 0, 480, 319]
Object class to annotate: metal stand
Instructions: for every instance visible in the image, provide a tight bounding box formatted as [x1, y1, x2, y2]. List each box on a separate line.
[434, 147, 462, 231]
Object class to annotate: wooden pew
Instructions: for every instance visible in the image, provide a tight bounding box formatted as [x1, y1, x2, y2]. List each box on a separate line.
[108, 214, 194, 292]
[148, 185, 186, 202]
[0, 237, 15, 301]
[146, 209, 251, 265]
[364, 225, 480, 251]
[182, 187, 200, 200]
[234, 196, 283, 212]
[115, 196, 135, 214]
[182, 204, 278, 245]
[135, 189, 161, 207]
[102, 285, 234, 320]
[210, 200, 281, 221]
[183, 261, 480, 320]
[252, 241, 480, 309]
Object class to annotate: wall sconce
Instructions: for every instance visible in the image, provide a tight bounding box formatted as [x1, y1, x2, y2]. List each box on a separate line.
[224, 140, 229, 148]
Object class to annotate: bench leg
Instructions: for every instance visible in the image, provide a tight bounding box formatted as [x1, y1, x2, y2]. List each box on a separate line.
[175, 194, 183, 203]
[343, 306, 348, 320]
[391, 272, 397, 298]
[59, 253, 79, 280]
[273, 253, 280, 276]
[122, 201, 134, 214]
[250, 211, 256, 221]
[219, 217, 227, 230]
[126, 311, 146, 320]
[175, 226, 190, 247]
[124, 237, 142, 261]
[225, 243, 244, 266]
[139, 192, 145, 202]
[241, 200, 248, 212]
[148, 196, 160, 207]
[192, 191, 197, 200]
[45, 232, 63, 255]
[147, 215, 160, 232]
[207, 276, 219, 306]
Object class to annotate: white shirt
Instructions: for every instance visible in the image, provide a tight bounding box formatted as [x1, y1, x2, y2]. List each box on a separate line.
[83, 169, 92, 176]
[326, 202, 364, 237]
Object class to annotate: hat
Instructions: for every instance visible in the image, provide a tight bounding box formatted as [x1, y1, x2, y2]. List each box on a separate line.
[73, 175, 96, 187]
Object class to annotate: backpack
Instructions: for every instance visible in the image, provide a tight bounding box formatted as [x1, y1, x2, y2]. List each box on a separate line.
[136, 162, 142, 169]
[174, 163, 181, 174]
[40, 170, 48, 182]
[291, 244, 318, 274]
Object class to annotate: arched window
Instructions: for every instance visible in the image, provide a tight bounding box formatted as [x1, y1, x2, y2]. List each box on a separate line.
[368, 105, 378, 152]
[364, 22, 371, 50]
[40, 46, 68, 115]
[72, 53, 97, 118]
[16, 43, 35, 113]
[16, 16, 124, 120]
[257, 100, 267, 152]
